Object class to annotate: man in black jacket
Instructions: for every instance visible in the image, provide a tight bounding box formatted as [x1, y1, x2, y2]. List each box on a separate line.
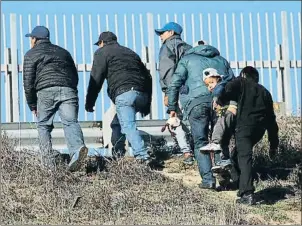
[217, 66, 279, 205]
[85, 31, 153, 163]
[23, 26, 88, 172]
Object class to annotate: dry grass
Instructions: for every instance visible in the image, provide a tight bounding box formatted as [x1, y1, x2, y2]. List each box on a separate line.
[0, 116, 301, 225]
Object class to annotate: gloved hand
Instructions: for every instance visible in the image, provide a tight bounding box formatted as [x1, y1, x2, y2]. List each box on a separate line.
[85, 104, 94, 112]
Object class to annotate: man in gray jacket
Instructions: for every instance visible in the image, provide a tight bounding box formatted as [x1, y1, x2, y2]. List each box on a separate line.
[155, 22, 193, 164]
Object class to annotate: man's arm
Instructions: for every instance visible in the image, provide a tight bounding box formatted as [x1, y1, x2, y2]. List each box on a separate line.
[167, 60, 188, 112]
[23, 53, 37, 111]
[85, 50, 107, 110]
[216, 76, 242, 106]
[158, 44, 177, 94]
[265, 90, 279, 150]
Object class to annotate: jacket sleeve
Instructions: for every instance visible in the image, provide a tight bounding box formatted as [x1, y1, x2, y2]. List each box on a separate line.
[212, 59, 235, 98]
[158, 44, 176, 94]
[85, 50, 107, 108]
[264, 90, 279, 149]
[167, 60, 188, 112]
[216, 77, 242, 106]
[23, 53, 38, 111]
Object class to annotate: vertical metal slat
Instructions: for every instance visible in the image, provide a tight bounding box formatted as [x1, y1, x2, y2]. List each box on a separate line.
[182, 13, 187, 42]
[191, 14, 195, 45]
[249, 13, 255, 65]
[19, 15, 26, 122]
[281, 11, 292, 115]
[290, 12, 299, 112]
[80, 15, 88, 121]
[265, 13, 273, 95]
[224, 14, 229, 61]
[257, 13, 264, 85]
[124, 14, 128, 47]
[131, 14, 137, 52]
[97, 14, 105, 119]
[232, 14, 238, 76]
[208, 13, 212, 45]
[199, 13, 203, 41]
[216, 13, 221, 51]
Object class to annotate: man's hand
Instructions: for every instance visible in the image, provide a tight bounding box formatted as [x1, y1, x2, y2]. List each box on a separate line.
[85, 104, 94, 112]
[227, 105, 237, 115]
[170, 111, 177, 118]
[164, 95, 168, 107]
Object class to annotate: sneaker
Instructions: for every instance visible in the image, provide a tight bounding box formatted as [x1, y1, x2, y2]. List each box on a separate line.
[69, 146, 89, 172]
[183, 152, 194, 165]
[200, 143, 222, 153]
[212, 159, 232, 173]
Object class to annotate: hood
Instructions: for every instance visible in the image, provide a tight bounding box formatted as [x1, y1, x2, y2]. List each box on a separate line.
[185, 44, 220, 58]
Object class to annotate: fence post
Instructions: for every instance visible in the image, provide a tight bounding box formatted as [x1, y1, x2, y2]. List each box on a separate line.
[10, 14, 20, 122]
[147, 13, 159, 119]
[280, 11, 292, 116]
[275, 44, 284, 103]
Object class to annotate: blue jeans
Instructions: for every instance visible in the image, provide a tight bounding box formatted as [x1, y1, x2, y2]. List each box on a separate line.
[37, 86, 85, 164]
[115, 90, 150, 159]
[188, 102, 215, 186]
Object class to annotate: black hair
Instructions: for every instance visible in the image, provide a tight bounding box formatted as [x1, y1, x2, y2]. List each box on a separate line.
[197, 40, 205, 45]
[239, 66, 259, 83]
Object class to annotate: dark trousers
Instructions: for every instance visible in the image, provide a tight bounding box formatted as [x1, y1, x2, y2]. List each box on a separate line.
[231, 125, 265, 196]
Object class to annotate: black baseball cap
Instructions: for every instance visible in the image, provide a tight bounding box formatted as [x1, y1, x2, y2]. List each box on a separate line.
[94, 31, 117, 45]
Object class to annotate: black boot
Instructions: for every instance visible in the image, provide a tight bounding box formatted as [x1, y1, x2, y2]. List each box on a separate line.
[236, 192, 256, 205]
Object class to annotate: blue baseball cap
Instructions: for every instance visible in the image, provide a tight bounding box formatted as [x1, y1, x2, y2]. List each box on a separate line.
[155, 22, 183, 36]
[25, 26, 50, 39]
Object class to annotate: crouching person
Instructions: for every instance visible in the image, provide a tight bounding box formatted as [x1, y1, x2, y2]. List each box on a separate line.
[85, 31, 156, 166]
[217, 66, 279, 205]
[23, 26, 88, 171]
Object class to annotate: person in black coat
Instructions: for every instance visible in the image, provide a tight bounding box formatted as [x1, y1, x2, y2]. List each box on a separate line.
[85, 31, 154, 164]
[217, 66, 279, 205]
[23, 26, 88, 172]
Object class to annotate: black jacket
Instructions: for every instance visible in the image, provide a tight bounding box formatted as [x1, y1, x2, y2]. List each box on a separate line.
[86, 41, 152, 114]
[217, 76, 279, 149]
[23, 40, 78, 111]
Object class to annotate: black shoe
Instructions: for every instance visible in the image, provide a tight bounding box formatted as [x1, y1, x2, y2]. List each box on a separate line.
[199, 183, 216, 190]
[138, 157, 164, 169]
[236, 193, 256, 205]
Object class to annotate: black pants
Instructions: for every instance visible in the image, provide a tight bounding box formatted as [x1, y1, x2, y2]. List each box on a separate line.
[231, 125, 265, 197]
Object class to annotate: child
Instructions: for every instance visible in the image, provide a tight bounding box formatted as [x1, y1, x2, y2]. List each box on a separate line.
[200, 68, 237, 173]
[217, 66, 279, 205]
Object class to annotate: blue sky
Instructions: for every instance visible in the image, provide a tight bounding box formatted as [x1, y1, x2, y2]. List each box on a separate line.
[2, 1, 301, 15]
[1, 1, 301, 122]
